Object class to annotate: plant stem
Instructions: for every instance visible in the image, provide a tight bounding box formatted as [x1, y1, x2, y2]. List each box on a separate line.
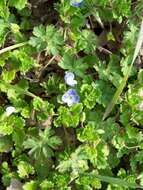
[0, 42, 28, 55]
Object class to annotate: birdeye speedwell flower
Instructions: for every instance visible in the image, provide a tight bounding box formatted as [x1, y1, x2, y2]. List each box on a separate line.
[6, 106, 16, 116]
[64, 72, 77, 87]
[62, 89, 80, 107]
[70, 0, 84, 7]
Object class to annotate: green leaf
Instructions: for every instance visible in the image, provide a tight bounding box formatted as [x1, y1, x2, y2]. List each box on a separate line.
[95, 80, 115, 107]
[76, 172, 101, 189]
[23, 180, 38, 190]
[77, 123, 100, 142]
[11, 49, 37, 73]
[40, 180, 54, 190]
[85, 143, 109, 169]
[17, 161, 34, 178]
[58, 146, 89, 177]
[23, 128, 62, 161]
[12, 127, 25, 148]
[32, 97, 54, 121]
[103, 20, 143, 120]
[29, 25, 64, 55]
[58, 54, 89, 78]
[9, 0, 28, 10]
[0, 122, 13, 135]
[54, 103, 83, 128]
[2, 69, 16, 82]
[80, 83, 101, 109]
[94, 174, 143, 189]
[0, 136, 12, 153]
[0, 1, 9, 20]
[0, 19, 8, 46]
[72, 29, 97, 54]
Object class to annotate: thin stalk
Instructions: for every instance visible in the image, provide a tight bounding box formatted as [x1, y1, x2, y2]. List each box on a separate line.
[0, 42, 28, 55]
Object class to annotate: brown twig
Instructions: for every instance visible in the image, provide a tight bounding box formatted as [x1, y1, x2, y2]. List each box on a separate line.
[38, 55, 56, 78]
[97, 46, 112, 54]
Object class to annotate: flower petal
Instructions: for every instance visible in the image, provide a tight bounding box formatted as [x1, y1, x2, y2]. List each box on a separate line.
[67, 89, 77, 96]
[67, 98, 75, 107]
[6, 106, 16, 116]
[64, 72, 77, 87]
[62, 93, 69, 103]
[62, 89, 80, 106]
[70, 0, 83, 7]
[66, 78, 77, 87]
[64, 72, 74, 81]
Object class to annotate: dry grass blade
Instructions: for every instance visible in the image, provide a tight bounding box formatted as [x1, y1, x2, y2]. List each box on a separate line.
[0, 42, 27, 55]
[103, 20, 143, 120]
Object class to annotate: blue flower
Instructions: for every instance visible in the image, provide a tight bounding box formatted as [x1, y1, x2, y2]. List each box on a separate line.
[64, 72, 77, 87]
[70, 0, 84, 7]
[62, 89, 80, 107]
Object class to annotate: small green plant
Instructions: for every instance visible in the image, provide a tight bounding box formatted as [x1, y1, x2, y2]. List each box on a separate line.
[23, 128, 62, 161]
[0, 0, 143, 189]
[29, 25, 64, 55]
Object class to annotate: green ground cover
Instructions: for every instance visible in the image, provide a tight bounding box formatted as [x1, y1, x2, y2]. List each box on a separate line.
[0, 0, 143, 189]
